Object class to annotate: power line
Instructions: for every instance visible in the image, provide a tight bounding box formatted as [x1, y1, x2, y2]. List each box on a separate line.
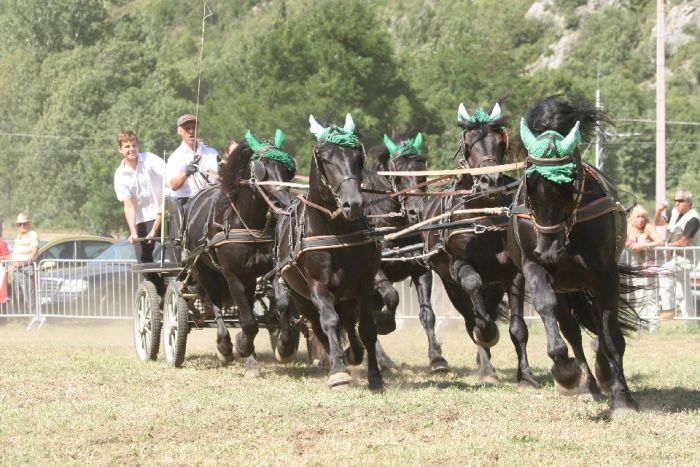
[616, 118, 700, 126]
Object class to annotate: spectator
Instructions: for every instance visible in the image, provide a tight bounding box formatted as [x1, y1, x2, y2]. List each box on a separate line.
[0, 221, 10, 260]
[166, 114, 220, 207]
[0, 221, 9, 305]
[11, 213, 38, 312]
[626, 205, 663, 326]
[626, 205, 663, 265]
[654, 189, 700, 319]
[113, 129, 166, 296]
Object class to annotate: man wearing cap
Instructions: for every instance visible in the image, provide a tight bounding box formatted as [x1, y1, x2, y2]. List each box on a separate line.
[166, 113, 220, 206]
[11, 213, 39, 311]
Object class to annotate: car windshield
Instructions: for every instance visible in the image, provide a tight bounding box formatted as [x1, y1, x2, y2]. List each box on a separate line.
[96, 242, 137, 261]
[95, 241, 162, 261]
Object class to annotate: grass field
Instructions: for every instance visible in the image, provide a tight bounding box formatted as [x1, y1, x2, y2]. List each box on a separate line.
[1, 319, 699, 466]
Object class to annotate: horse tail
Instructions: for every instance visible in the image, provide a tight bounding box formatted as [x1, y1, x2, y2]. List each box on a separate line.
[617, 262, 656, 332]
[568, 263, 652, 336]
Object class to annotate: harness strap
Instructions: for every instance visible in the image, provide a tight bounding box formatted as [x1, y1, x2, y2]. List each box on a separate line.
[512, 196, 622, 224]
[297, 194, 343, 219]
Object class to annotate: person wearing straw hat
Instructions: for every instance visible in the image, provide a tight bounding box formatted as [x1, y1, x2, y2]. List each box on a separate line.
[114, 129, 165, 296]
[165, 113, 220, 207]
[11, 212, 39, 311]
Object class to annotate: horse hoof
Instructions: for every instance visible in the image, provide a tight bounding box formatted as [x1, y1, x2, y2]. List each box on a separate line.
[430, 358, 450, 374]
[216, 348, 235, 364]
[234, 332, 254, 358]
[474, 326, 500, 348]
[275, 347, 297, 364]
[478, 374, 500, 386]
[328, 371, 353, 388]
[552, 359, 584, 396]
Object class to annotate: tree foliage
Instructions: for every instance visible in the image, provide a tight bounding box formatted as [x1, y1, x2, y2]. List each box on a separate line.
[0, 0, 697, 234]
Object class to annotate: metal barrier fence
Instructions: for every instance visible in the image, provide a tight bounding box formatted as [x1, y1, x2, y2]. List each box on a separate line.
[1, 247, 698, 328]
[0, 259, 138, 327]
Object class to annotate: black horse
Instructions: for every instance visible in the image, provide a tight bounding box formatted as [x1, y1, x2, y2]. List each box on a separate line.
[363, 132, 449, 372]
[277, 114, 382, 390]
[181, 130, 299, 372]
[507, 96, 640, 413]
[422, 103, 538, 387]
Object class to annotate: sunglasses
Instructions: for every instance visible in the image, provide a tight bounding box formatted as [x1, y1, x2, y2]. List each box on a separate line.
[16, 222, 28, 226]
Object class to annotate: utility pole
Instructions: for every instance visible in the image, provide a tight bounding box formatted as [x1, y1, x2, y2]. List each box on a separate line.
[595, 84, 604, 170]
[656, 0, 666, 204]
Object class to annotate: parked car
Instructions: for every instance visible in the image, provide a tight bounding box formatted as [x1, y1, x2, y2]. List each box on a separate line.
[37, 235, 115, 269]
[38, 240, 150, 317]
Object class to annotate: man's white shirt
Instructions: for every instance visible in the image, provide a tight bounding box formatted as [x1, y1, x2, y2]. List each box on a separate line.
[114, 152, 165, 223]
[166, 141, 219, 199]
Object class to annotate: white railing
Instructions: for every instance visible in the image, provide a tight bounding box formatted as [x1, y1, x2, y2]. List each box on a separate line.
[0, 259, 138, 327]
[620, 246, 700, 323]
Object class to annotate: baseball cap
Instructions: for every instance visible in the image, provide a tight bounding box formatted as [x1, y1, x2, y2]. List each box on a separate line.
[177, 114, 197, 127]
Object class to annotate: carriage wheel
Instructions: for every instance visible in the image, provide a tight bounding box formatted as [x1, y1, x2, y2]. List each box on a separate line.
[162, 280, 190, 368]
[133, 280, 162, 362]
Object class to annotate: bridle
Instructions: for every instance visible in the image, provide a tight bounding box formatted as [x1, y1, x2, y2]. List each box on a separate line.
[312, 142, 366, 209]
[386, 158, 422, 218]
[459, 128, 507, 193]
[521, 150, 585, 244]
[247, 148, 293, 215]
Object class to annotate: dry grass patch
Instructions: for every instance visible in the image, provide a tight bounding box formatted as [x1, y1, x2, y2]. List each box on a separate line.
[0, 319, 699, 465]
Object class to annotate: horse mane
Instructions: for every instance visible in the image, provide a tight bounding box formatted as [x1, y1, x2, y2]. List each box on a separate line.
[220, 140, 254, 199]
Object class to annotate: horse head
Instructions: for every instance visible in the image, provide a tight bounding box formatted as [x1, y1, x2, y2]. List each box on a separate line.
[222, 129, 296, 211]
[519, 96, 600, 263]
[309, 114, 365, 221]
[379, 132, 427, 224]
[457, 102, 509, 193]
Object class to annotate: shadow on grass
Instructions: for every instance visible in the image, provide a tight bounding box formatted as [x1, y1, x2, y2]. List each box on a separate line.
[636, 387, 700, 413]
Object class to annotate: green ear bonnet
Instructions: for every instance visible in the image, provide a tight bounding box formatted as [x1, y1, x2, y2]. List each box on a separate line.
[244, 129, 297, 173]
[309, 114, 361, 149]
[520, 118, 580, 184]
[383, 133, 424, 159]
[457, 102, 503, 125]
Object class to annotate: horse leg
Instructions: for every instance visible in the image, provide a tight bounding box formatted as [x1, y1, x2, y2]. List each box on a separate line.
[337, 300, 364, 366]
[211, 301, 234, 363]
[221, 272, 258, 359]
[596, 277, 639, 413]
[413, 270, 449, 373]
[508, 272, 539, 389]
[308, 282, 351, 388]
[440, 276, 499, 384]
[273, 279, 300, 363]
[523, 262, 581, 396]
[452, 260, 499, 348]
[555, 293, 600, 400]
[373, 271, 398, 335]
[357, 285, 383, 392]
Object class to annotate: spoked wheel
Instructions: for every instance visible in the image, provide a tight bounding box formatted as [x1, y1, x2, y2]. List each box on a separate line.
[162, 280, 190, 368]
[133, 280, 162, 362]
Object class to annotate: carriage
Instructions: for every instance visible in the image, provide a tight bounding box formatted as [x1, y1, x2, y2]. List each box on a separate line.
[131, 133, 298, 368]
